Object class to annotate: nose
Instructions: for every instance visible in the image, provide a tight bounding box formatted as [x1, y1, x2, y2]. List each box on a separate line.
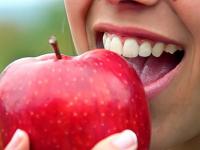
[109, 0, 159, 6]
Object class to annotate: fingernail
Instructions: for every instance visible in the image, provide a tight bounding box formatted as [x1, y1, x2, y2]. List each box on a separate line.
[112, 130, 138, 150]
[7, 129, 24, 148]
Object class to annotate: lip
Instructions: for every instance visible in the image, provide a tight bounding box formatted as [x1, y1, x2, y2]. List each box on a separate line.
[94, 23, 185, 100]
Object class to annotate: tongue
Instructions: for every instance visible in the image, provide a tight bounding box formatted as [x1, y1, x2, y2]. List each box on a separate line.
[127, 53, 181, 86]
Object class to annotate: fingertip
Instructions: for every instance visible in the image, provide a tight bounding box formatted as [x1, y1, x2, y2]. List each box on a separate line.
[111, 130, 138, 150]
[93, 130, 138, 150]
[5, 129, 29, 150]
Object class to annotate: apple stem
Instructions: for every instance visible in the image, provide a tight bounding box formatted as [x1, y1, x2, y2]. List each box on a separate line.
[49, 36, 62, 59]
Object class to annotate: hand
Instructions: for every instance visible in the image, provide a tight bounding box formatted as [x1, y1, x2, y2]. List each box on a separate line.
[5, 129, 137, 150]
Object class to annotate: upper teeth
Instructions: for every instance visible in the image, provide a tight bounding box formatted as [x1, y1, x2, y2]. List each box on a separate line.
[103, 33, 183, 58]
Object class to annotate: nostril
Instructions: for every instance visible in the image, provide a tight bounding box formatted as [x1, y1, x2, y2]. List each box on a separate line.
[119, 0, 143, 5]
[119, 0, 139, 4]
[109, 0, 135, 4]
[108, 0, 158, 6]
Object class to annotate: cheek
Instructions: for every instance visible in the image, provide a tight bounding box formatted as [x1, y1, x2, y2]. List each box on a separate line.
[170, 0, 200, 77]
[170, 0, 200, 39]
[64, 0, 92, 53]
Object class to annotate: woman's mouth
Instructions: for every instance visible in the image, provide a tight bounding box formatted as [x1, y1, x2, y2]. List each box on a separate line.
[95, 24, 185, 100]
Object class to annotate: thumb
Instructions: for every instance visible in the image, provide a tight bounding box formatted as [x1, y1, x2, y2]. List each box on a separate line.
[92, 130, 138, 150]
[5, 129, 29, 150]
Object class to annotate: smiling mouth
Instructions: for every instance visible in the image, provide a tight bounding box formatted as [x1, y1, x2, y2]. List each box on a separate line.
[95, 24, 185, 99]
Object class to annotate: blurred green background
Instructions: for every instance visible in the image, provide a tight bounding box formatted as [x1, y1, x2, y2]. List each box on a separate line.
[0, 0, 75, 72]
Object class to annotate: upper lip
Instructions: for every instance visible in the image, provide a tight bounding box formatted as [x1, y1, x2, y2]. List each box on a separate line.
[94, 23, 184, 47]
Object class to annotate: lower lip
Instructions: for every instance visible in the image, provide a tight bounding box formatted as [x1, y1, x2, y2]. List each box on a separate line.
[143, 58, 184, 100]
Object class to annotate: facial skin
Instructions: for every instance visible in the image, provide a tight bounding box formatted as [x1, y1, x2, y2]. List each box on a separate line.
[65, 0, 200, 149]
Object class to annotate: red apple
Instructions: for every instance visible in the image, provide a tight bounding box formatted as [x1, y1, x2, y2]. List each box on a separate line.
[0, 136, 2, 150]
[0, 36, 150, 150]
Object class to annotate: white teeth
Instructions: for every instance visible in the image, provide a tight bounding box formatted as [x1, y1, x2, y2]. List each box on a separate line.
[103, 33, 107, 46]
[110, 36, 123, 55]
[139, 41, 152, 57]
[102, 33, 182, 57]
[104, 36, 111, 50]
[152, 42, 164, 57]
[165, 44, 177, 54]
[123, 38, 139, 58]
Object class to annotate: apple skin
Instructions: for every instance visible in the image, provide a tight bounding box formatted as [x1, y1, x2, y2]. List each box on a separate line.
[0, 49, 150, 150]
[0, 136, 2, 150]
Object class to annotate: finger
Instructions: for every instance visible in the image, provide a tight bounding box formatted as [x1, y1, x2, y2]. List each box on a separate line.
[92, 130, 138, 150]
[5, 129, 29, 150]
